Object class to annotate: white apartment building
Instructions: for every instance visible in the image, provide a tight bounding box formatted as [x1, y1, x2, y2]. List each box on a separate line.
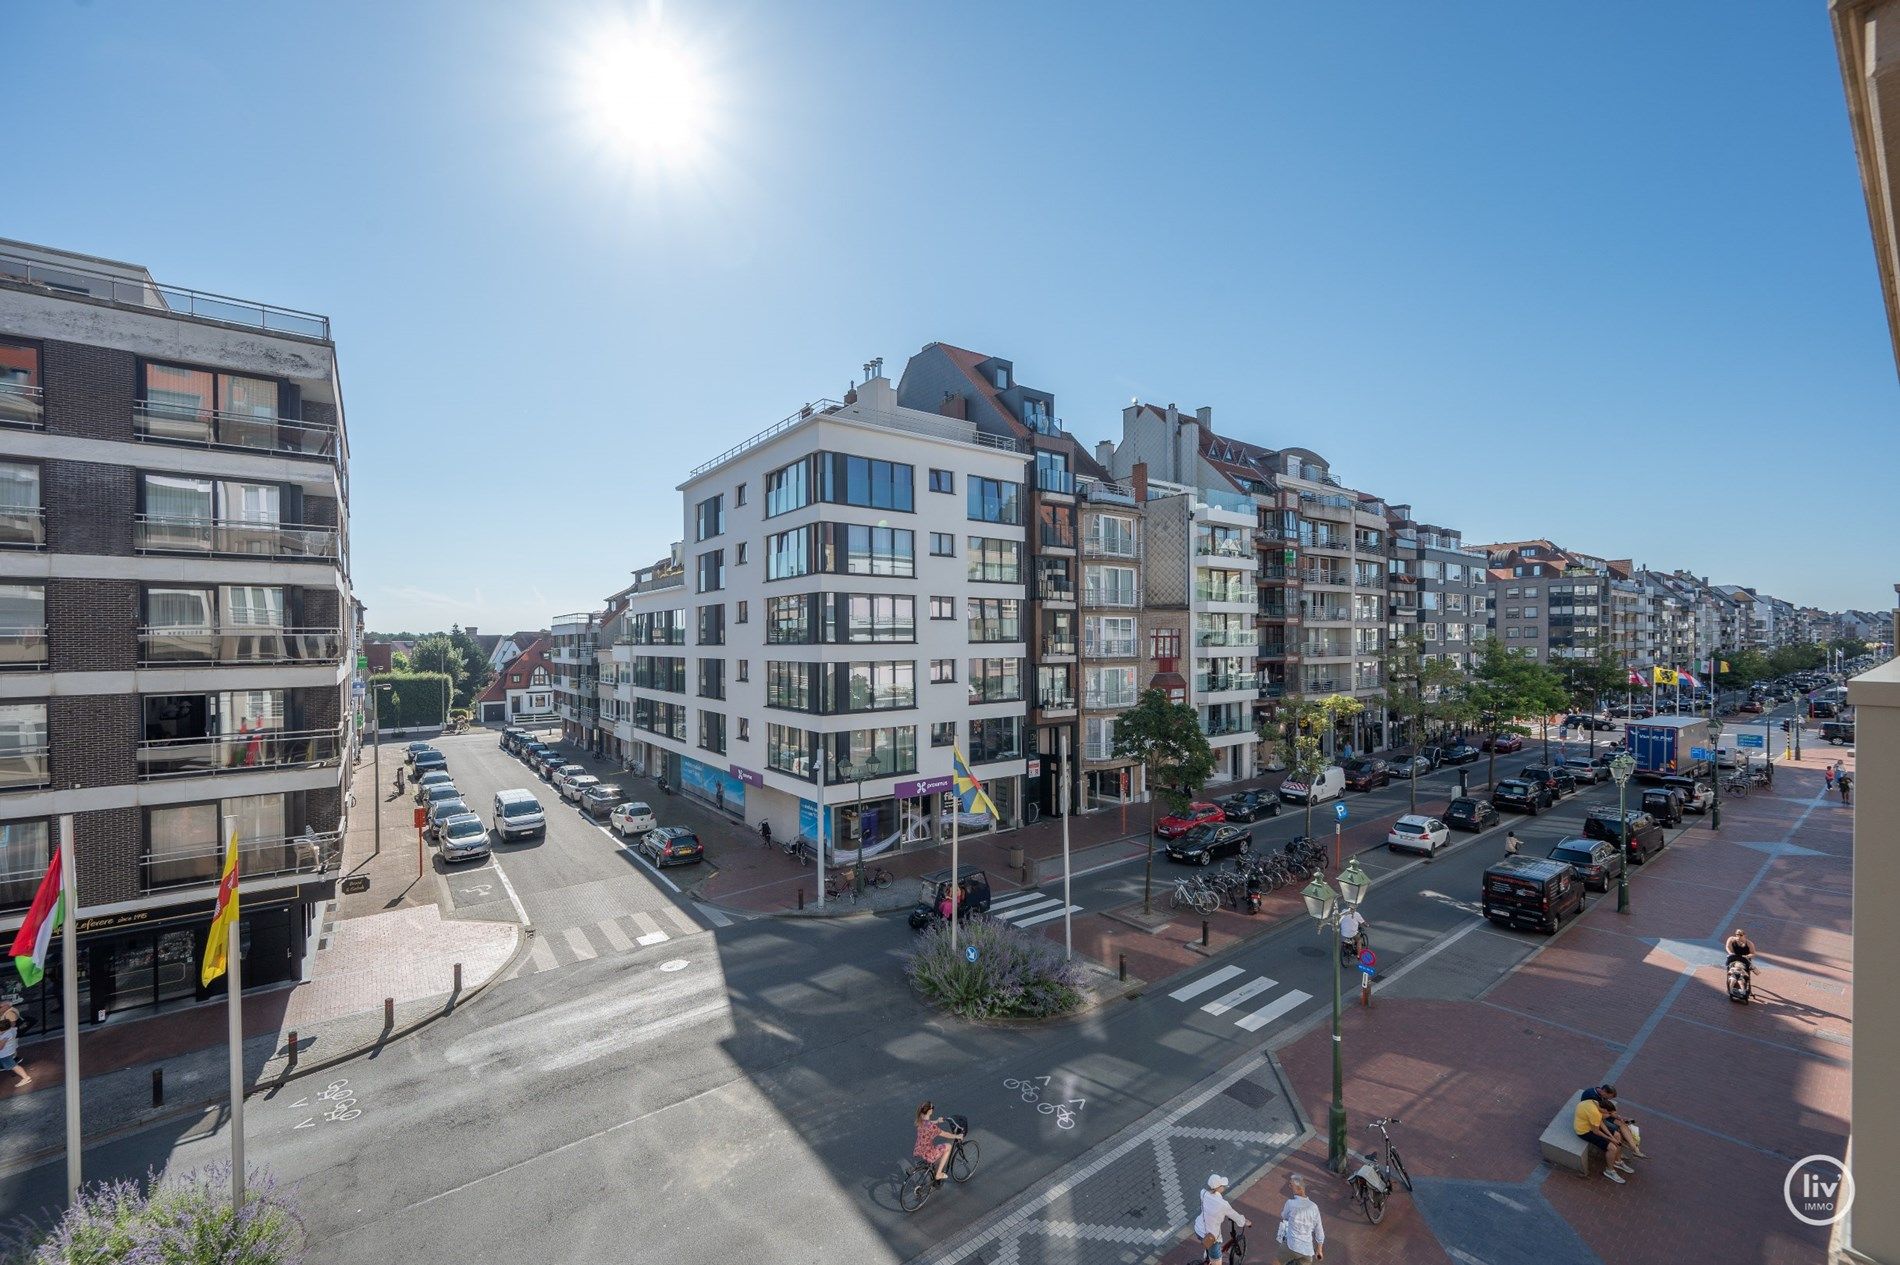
[617, 377, 1031, 857]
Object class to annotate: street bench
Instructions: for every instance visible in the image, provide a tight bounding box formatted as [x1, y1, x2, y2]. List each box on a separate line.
[1540, 1092, 1597, 1177]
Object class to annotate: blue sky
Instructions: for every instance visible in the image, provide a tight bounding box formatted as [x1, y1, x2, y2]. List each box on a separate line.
[7, 1, 1894, 631]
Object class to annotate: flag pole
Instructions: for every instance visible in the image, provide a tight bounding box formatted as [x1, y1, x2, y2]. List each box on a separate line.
[1060, 728, 1072, 962]
[223, 815, 245, 1210]
[58, 814, 80, 1204]
[950, 801, 960, 956]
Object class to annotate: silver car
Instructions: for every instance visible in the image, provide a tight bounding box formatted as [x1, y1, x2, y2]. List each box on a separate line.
[439, 812, 491, 863]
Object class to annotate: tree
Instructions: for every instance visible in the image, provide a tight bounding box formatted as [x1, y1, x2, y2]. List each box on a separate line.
[1468, 641, 1559, 789]
[1278, 694, 1365, 840]
[1114, 689, 1217, 915]
[1715, 649, 1771, 690]
[450, 624, 494, 710]
[1561, 651, 1628, 755]
[1379, 635, 1471, 810]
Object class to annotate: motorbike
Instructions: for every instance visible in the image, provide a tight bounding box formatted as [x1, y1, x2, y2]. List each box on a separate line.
[1726, 955, 1753, 1003]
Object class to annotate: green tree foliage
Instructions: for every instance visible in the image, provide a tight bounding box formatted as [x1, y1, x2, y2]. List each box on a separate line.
[1564, 650, 1630, 716]
[370, 672, 454, 728]
[1114, 688, 1217, 914]
[1469, 641, 1569, 782]
[1278, 694, 1364, 837]
[449, 624, 494, 709]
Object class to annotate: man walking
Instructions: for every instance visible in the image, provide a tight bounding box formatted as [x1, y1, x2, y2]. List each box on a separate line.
[1505, 830, 1521, 856]
[1276, 1173, 1324, 1262]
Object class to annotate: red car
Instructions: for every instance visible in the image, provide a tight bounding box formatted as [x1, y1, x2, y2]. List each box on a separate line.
[1156, 801, 1225, 840]
[1482, 734, 1525, 753]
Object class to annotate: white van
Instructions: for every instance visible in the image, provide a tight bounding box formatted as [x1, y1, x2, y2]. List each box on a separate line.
[493, 788, 545, 840]
[1276, 765, 1346, 805]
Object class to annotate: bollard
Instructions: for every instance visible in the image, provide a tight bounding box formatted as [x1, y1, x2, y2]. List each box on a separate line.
[286, 1030, 299, 1071]
[384, 997, 395, 1030]
[453, 962, 463, 993]
[1118, 953, 1127, 982]
[152, 1067, 163, 1107]
[1201, 919, 1210, 947]
[798, 887, 805, 911]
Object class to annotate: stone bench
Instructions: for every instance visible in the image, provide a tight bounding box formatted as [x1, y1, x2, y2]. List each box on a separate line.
[1540, 1092, 1598, 1176]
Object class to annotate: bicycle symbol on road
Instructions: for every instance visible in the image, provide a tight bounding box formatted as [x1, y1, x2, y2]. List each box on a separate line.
[1003, 1075, 1087, 1129]
[289, 1078, 362, 1129]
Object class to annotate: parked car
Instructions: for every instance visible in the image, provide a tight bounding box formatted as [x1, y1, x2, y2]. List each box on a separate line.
[519, 741, 550, 764]
[638, 825, 704, 867]
[541, 756, 579, 784]
[439, 813, 492, 864]
[1738, 700, 1764, 714]
[1157, 801, 1225, 839]
[1415, 747, 1448, 769]
[1658, 775, 1713, 814]
[1167, 823, 1252, 866]
[411, 750, 448, 774]
[1821, 720, 1856, 745]
[1482, 856, 1585, 933]
[558, 773, 601, 803]
[1214, 791, 1279, 822]
[425, 797, 470, 841]
[907, 866, 993, 931]
[404, 741, 438, 763]
[1437, 744, 1482, 767]
[420, 783, 463, 812]
[1444, 796, 1499, 832]
[611, 800, 657, 837]
[1386, 814, 1450, 856]
[492, 789, 545, 840]
[1343, 759, 1391, 791]
[1482, 733, 1525, 754]
[1809, 700, 1839, 719]
[413, 770, 454, 801]
[1278, 766, 1347, 804]
[1564, 714, 1619, 732]
[1640, 787, 1685, 828]
[501, 728, 525, 754]
[580, 784, 625, 820]
[1389, 753, 1433, 778]
[1492, 779, 1553, 815]
[1546, 838, 1623, 892]
[531, 748, 565, 777]
[1582, 808, 1664, 863]
[1519, 765, 1578, 798]
[1560, 756, 1605, 785]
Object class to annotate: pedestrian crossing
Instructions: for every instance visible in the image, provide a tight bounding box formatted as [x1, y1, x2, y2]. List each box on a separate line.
[1168, 965, 1314, 1035]
[987, 889, 1083, 929]
[514, 903, 708, 978]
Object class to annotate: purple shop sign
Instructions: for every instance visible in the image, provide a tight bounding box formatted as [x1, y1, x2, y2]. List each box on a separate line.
[728, 764, 764, 788]
[895, 774, 955, 798]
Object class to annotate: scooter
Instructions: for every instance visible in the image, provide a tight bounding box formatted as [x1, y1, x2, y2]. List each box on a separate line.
[1726, 956, 1753, 1003]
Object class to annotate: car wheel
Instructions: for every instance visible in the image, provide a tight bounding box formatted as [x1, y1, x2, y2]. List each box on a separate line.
[1199, 853, 1212, 867]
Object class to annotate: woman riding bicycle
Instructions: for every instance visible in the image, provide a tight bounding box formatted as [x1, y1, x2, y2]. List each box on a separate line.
[914, 1101, 964, 1184]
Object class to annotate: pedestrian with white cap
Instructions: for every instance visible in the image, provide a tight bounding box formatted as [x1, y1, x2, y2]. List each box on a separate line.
[1194, 1173, 1249, 1263]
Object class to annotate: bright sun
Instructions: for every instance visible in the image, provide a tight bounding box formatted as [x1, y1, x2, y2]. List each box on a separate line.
[577, 23, 713, 162]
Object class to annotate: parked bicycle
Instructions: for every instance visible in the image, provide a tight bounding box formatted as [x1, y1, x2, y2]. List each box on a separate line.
[1722, 774, 1751, 798]
[898, 1114, 979, 1213]
[1170, 877, 1220, 916]
[1344, 1116, 1412, 1224]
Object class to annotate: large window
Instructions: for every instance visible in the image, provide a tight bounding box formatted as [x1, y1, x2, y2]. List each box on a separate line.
[967, 477, 1021, 525]
[0, 584, 45, 669]
[766, 454, 915, 517]
[0, 819, 50, 909]
[632, 656, 686, 692]
[695, 494, 724, 541]
[832, 523, 913, 577]
[634, 699, 686, 740]
[1088, 514, 1136, 557]
[767, 593, 916, 644]
[822, 726, 917, 779]
[1084, 615, 1136, 658]
[0, 339, 41, 429]
[766, 722, 815, 779]
[765, 458, 814, 518]
[1084, 564, 1137, 606]
[630, 609, 687, 645]
[0, 701, 49, 790]
[139, 363, 285, 450]
[968, 657, 1024, 704]
[968, 598, 1022, 643]
[697, 550, 725, 593]
[1084, 666, 1138, 710]
[767, 526, 813, 580]
[144, 794, 285, 889]
[766, 661, 819, 712]
[698, 659, 725, 700]
[966, 537, 1022, 584]
[698, 603, 725, 646]
[840, 660, 916, 712]
[0, 462, 43, 548]
[968, 717, 1021, 764]
[767, 594, 814, 644]
[699, 710, 726, 755]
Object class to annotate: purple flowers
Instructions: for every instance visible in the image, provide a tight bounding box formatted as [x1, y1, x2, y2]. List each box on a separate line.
[905, 915, 1085, 1020]
[5, 1163, 304, 1264]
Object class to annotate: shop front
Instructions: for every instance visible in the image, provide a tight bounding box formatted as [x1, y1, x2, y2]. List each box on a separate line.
[680, 755, 746, 818]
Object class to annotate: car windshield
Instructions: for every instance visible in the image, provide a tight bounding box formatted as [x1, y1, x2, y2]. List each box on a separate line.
[1449, 799, 1475, 811]
[446, 819, 484, 840]
[1499, 781, 1528, 792]
[501, 800, 539, 817]
[433, 801, 467, 819]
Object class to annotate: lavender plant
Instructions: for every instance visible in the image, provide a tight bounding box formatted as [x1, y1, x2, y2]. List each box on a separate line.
[905, 914, 1085, 1020]
[4, 1164, 304, 1265]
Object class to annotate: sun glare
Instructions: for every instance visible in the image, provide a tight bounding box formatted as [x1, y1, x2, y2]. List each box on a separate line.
[577, 23, 714, 162]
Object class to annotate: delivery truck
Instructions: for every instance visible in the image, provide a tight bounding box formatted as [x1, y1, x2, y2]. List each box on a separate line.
[1624, 715, 1711, 781]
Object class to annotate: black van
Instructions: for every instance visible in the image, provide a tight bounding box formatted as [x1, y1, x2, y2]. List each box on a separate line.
[1820, 720, 1855, 745]
[1481, 856, 1585, 934]
[908, 865, 994, 931]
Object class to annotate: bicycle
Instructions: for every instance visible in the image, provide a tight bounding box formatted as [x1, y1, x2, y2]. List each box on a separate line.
[898, 1114, 978, 1213]
[1344, 1116, 1411, 1223]
[1170, 877, 1219, 916]
[1722, 775, 1750, 798]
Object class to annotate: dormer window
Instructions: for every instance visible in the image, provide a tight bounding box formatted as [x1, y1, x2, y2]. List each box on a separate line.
[994, 367, 1009, 390]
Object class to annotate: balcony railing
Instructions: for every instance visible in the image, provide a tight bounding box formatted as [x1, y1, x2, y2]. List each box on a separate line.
[1305, 607, 1352, 622]
[1300, 677, 1342, 693]
[1082, 741, 1116, 761]
[1389, 573, 1419, 586]
[1041, 635, 1077, 656]
[1196, 488, 1255, 516]
[1196, 672, 1260, 694]
[1082, 585, 1140, 609]
[136, 724, 345, 780]
[0, 506, 46, 549]
[1301, 569, 1348, 586]
[0, 249, 331, 339]
[135, 516, 339, 560]
[1082, 637, 1137, 658]
[1035, 467, 1077, 495]
[1037, 692, 1077, 712]
[1036, 577, 1077, 603]
[1353, 573, 1382, 588]
[1195, 629, 1259, 648]
[1258, 641, 1290, 658]
[1259, 565, 1296, 581]
[1083, 689, 1138, 710]
[0, 743, 51, 791]
[1195, 583, 1252, 605]
[0, 382, 44, 429]
[1259, 683, 1286, 699]
[141, 829, 342, 891]
[1204, 715, 1251, 737]
[1039, 525, 1077, 549]
[1083, 533, 1139, 558]
[1309, 534, 1350, 550]
[1080, 480, 1137, 506]
[1301, 642, 1348, 659]
[137, 625, 344, 667]
[971, 621, 1024, 644]
[0, 627, 46, 670]
[1195, 536, 1251, 559]
[1258, 605, 1290, 620]
[133, 402, 340, 462]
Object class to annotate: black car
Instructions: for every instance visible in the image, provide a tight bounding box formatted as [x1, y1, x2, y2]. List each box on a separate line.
[1639, 788, 1685, 828]
[1168, 823, 1252, 866]
[1438, 744, 1482, 767]
[519, 742, 549, 763]
[1444, 796, 1499, 832]
[1519, 765, 1578, 798]
[638, 825, 704, 867]
[1343, 759, 1391, 791]
[405, 743, 440, 766]
[1582, 809, 1665, 862]
[1563, 714, 1619, 732]
[1215, 791, 1279, 823]
[1492, 779, 1553, 815]
[1821, 720, 1855, 745]
[1546, 838, 1624, 892]
[411, 750, 448, 774]
[1482, 857, 1585, 933]
[501, 728, 525, 753]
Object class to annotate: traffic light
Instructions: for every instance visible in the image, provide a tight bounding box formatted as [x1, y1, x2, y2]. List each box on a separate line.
[1780, 719, 1791, 732]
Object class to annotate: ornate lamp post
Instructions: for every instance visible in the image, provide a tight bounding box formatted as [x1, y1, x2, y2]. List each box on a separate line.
[1609, 752, 1637, 914]
[1303, 856, 1371, 1171]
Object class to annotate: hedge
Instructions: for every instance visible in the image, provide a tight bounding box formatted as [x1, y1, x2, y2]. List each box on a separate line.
[369, 672, 454, 728]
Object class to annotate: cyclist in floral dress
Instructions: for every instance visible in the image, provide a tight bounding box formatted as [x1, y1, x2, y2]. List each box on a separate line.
[914, 1101, 964, 1184]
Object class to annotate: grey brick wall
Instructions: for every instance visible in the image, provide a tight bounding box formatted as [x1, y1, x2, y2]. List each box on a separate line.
[50, 694, 138, 790]
[304, 496, 337, 529]
[45, 460, 135, 556]
[297, 682, 342, 733]
[41, 340, 136, 443]
[76, 806, 143, 905]
[301, 585, 340, 630]
[301, 785, 343, 834]
[48, 578, 138, 673]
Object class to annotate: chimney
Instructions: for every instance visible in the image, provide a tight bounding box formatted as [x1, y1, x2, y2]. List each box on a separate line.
[939, 391, 967, 420]
[1131, 461, 1149, 504]
[1195, 406, 1212, 427]
[1095, 439, 1116, 470]
[466, 627, 478, 639]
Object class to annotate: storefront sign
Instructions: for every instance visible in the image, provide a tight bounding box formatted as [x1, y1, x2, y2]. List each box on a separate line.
[1026, 759, 1041, 777]
[895, 774, 954, 798]
[75, 893, 294, 936]
[341, 875, 371, 895]
[727, 764, 764, 788]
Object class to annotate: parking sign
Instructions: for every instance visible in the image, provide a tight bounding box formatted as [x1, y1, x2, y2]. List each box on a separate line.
[1334, 801, 1349, 822]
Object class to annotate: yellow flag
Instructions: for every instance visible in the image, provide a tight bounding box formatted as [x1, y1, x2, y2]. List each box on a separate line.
[201, 824, 241, 987]
[1652, 667, 1679, 687]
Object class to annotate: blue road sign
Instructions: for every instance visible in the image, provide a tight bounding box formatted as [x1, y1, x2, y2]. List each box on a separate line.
[1334, 802, 1349, 822]
[1357, 949, 1377, 976]
[964, 945, 978, 963]
[1738, 733, 1765, 749]
[1690, 747, 1711, 761]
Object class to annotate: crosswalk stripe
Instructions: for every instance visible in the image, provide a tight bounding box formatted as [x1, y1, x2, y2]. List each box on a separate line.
[1202, 977, 1276, 1015]
[563, 927, 597, 961]
[597, 918, 633, 952]
[528, 936, 559, 974]
[1012, 905, 1081, 928]
[1234, 989, 1314, 1032]
[1168, 965, 1245, 1002]
[631, 910, 669, 946]
[661, 905, 700, 935]
[995, 896, 1062, 920]
[988, 891, 1051, 912]
[700, 903, 734, 927]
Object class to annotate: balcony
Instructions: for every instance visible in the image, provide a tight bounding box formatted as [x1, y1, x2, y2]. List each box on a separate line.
[1301, 569, 1348, 587]
[1259, 565, 1298, 581]
[1258, 604, 1291, 620]
[134, 402, 340, 462]
[1259, 683, 1286, 700]
[1308, 533, 1350, 551]
[0, 382, 43, 429]
[1041, 635, 1077, 657]
[136, 724, 345, 781]
[1196, 671, 1260, 694]
[1195, 535, 1251, 560]
[1083, 533, 1140, 559]
[1036, 576, 1077, 603]
[1195, 488, 1255, 517]
[1258, 641, 1290, 659]
[1389, 573, 1419, 586]
[1035, 467, 1077, 496]
[1037, 692, 1077, 715]
[0, 506, 45, 549]
[1300, 677, 1343, 694]
[1083, 688, 1138, 710]
[1194, 582, 1252, 605]
[1082, 636, 1137, 659]
[138, 625, 344, 667]
[0, 626, 46, 670]
[135, 516, 339, 561]
[0, 248, 332, 339]
[1039, 525, 1077, 550]
[1203, 714, 1251, 738]
[1079, 480, 1137, 507]
[0, 742, 51, 791]
[1301, 642, 1350, 660]
[1195, 629, 1259, 649]
[141, 829, 342, 891]
[1082, 585, 1140, 609]
[971, 621, 1024, 645]
[1082, 741, 1117, 762]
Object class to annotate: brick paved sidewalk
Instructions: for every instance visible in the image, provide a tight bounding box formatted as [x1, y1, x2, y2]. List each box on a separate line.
[1153, 765, 1851, 1265]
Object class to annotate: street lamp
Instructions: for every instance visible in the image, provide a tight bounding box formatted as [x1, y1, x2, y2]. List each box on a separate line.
[1709, 718, 1723, 834]
[1609, 753, 1636, 914]
[1303, 855, 1372, 1172]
